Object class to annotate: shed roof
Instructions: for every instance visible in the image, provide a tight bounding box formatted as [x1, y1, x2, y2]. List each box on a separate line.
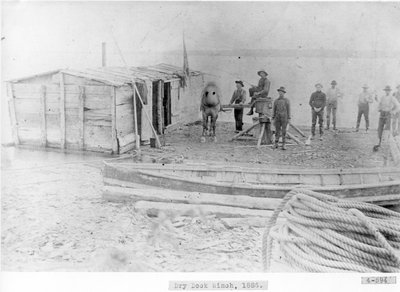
[8, 63, 203, 86]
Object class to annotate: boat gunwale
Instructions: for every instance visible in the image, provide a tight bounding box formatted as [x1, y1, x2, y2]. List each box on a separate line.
[104, 163, 400, 192]
[105, 161, 400, 175]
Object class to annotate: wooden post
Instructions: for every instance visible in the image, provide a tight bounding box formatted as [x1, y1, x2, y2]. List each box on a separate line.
[39, 85, 47, 147]
[132, 85, 140, 150]
[102, 42, 107, 67]
[257, 123, 266, 149]
[157, 80, 163, 135]
[78, 86, 85, 150]
[8, 83, 19, 145]
[59, 73, 66, 149]
[111, 86, 118, 154]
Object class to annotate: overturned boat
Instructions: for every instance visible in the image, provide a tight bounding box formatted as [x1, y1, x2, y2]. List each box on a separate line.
[102, 160, 400, 204]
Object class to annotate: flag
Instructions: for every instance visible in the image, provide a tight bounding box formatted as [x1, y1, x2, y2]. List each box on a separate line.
[182, 31, 189, 87]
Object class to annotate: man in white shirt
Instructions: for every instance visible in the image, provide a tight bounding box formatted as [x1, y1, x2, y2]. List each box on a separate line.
[356, 84, 374, 132]
[326, 80, 343, 130]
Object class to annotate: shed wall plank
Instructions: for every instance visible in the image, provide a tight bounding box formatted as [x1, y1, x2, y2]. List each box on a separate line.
[59, 73, 66, 148]
[40, 85, 47, 146]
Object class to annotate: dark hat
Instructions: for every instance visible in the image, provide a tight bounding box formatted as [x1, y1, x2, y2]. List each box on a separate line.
[277, 86, 286, 93]
[331, 80, 337, 85]
[315, 83, 323, 88]
[235, 80, 244, 87]
[383, 85, 392, 91]
[257, 70, 268, 76]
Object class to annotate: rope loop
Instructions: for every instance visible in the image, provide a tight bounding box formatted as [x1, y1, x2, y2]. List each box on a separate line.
[262, 189, 400, 272]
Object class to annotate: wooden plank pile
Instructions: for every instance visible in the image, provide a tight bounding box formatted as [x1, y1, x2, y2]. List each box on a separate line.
[102, 181, 282, 228]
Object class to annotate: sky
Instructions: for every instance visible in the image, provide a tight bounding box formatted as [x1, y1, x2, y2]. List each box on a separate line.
[2, 1, 400, 79]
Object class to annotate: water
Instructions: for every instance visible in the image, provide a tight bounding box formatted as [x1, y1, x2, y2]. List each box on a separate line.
[1, 146, 112, 170]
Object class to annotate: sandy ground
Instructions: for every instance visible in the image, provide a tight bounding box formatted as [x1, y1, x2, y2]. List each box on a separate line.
[0, 121, 394, 272]
[161, 121, 391, 168]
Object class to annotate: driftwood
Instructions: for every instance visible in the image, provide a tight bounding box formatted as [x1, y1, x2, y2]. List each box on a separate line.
[102, 186, 281, 210]
[134, 201, 273, 218]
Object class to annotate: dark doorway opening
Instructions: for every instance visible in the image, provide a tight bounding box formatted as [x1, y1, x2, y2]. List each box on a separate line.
[152, 80, 172, 134]
[163, 82, 172, 128]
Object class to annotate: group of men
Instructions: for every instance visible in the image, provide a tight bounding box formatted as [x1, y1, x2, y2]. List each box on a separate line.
[229, 69, 290, 150]
[229, 69, 400, 149]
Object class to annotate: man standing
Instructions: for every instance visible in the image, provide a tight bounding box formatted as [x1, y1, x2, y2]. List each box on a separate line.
[326, 80, 343, 130]
[246, 69, 271, 115]
[375, 85, 400, 149]
[309, 83, 327, 140]
[392, 84, 400, 135]
[272, 87, 290, 150]
[356, 84, 374, 133]
[229, 80, 247, 133]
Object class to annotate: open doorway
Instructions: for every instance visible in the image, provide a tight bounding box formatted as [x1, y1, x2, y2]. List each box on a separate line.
[152, 80, 172, 134]
[163, 82, 172, 128]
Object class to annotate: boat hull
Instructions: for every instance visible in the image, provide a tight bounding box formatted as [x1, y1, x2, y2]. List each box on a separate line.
[103, 162, 400, 200]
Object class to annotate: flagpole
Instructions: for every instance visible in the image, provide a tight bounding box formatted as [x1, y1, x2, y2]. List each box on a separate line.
[183, 30, 189, 87]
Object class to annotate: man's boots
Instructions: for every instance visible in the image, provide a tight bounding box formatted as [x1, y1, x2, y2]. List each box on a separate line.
[274, 141, 279, 149]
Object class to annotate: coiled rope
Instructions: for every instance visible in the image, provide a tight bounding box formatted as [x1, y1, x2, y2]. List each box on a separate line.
[262, 188, 400, 272]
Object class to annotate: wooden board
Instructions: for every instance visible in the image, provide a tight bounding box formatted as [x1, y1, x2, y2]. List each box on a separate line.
[14, 99, 40, 113]
[116, 103, 134, 138]
[102, 186, 282, 210]
[17, 127, 41, 144]
[40, 85, 47, 146]
[65, 112, 81, 144]
[116, 86, 133, 105]
[111, 86, 118, 153]
[60, 73, 66, 148]
[134, 201, 274, 218]
[8, 84, 20, 144]
[78, 86, 85, 149]
[84, 125, 112, 151]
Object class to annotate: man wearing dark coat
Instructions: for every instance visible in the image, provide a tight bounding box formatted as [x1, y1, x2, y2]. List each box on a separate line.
[309, 83, 327, 140]
[272, 86, 291, 150]
[229, 80, 247, 132]
[246, 69, 271, 115]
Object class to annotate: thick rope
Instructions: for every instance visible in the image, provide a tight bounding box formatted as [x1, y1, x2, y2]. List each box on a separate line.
[262, 188, 400, 272]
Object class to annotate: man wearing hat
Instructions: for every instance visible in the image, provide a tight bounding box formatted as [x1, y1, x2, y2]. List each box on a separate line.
[356, 84, 374, 132]
[309, 83, 327, 140]
[392, 84, 400, 135]
[246, 70, 271, 115]
[272, 86, 291, 150]
[376, 86, 400, 147]
[229, 80, 247, 132]
[326, 80, 343, 130]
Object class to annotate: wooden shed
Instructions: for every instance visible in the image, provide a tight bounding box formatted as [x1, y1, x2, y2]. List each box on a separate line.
[6, 64, 205, 154]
